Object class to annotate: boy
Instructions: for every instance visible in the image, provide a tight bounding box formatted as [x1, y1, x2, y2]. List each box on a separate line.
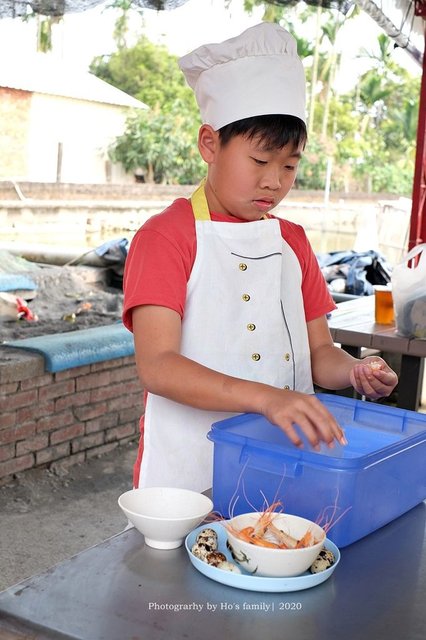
[123, 23, 397, 492]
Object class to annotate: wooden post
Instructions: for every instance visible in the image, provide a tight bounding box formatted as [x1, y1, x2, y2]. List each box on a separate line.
[56, 141, 63, 183]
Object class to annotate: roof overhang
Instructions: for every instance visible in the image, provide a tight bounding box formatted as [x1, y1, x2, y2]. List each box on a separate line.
[355, 0, 425, 65]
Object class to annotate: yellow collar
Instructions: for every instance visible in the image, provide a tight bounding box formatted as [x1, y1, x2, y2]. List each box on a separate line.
[190, 179, 210, 221]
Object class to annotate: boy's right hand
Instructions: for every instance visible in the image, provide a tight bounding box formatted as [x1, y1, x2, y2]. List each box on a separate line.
[258, 388, 347, 451]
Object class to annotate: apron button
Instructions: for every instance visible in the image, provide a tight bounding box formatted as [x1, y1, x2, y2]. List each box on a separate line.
[242, 293, 251, 302]
[251, 353, 261, 361]
[247, 323, 256, 331]
[283, 385, 290, 390]
[284, 353, 291, 361]
[239, 263, 248, 271]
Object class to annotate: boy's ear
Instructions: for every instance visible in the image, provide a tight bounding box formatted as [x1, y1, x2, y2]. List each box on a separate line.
[198, 124, 219, 163]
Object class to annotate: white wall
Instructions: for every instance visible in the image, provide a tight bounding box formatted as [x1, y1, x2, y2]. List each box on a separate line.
[26, 93, 134, 183]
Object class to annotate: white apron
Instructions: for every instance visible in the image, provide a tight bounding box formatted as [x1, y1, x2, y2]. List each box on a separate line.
[138, 184, 313, 492]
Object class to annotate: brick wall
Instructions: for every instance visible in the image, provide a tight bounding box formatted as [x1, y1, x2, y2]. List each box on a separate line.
[0, 348, 143, 484]
[0, 181, 397, 203]
[0, 181, 194, 201]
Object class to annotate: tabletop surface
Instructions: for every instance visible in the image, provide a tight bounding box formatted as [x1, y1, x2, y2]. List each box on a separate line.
[0, 502, 425, 640]
[328, 296, 426, 357]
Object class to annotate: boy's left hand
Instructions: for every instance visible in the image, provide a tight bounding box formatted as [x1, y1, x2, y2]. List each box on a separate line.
[349, 356, 398, 400]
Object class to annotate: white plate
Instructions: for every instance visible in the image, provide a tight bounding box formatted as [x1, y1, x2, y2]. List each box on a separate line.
[185, 522, 340, 593]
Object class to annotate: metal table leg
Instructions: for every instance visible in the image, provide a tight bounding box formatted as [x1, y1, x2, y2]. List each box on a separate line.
[398, 355, 425, 411]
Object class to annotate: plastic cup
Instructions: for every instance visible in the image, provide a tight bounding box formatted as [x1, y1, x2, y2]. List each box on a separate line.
[374, 286, 394, 324]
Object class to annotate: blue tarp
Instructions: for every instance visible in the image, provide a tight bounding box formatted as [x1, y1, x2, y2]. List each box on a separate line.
[0, 274, 37, 293]
[5, 322, 134, 372]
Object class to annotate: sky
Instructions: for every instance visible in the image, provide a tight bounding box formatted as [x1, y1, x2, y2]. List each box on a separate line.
[0, 0, 421, 93]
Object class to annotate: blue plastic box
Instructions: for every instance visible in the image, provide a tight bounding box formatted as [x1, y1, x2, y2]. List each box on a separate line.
[207, 394, 426, 547]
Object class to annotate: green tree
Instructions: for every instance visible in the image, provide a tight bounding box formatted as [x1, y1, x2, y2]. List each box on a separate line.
[90, 35, 196, 113]
[90, 35, 203, 183]
[109, 101, 204, 184]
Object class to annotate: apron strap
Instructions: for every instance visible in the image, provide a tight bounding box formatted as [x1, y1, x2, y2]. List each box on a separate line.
[191, 179, 211, 221]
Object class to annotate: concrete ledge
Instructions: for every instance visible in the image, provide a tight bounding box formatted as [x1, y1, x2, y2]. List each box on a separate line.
[4, 323, 135, 373]
[0, 346, 44, 384]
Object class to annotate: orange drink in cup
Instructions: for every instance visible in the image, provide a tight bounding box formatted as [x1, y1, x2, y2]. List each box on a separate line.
[374, 285, 394, 324]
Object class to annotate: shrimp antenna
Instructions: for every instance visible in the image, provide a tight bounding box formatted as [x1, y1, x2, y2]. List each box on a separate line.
[315, 488, 352, 533]
[271, 464, 287, 507]
[242, 479, 259, 513]
[227, 458, 249, 519]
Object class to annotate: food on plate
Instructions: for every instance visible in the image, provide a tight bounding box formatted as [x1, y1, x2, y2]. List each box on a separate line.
[205, 551, 227, 567]
[191, 543, 210, 561]
[192, 528, 241, 573]
[216, 560, 241, 573]
[309, 547, 335, 574]
[191, 527, 219, 560]
[196, 528, 218, 549]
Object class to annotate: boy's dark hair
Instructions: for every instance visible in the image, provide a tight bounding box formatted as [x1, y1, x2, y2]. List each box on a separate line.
[218, 114, 307, 151]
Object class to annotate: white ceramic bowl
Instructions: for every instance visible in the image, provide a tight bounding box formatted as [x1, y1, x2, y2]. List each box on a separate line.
[118, 487, 213, 550]
[225, 512, 326, 577]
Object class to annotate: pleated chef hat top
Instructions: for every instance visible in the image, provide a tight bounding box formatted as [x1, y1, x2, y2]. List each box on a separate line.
[178, 22, 306, 131]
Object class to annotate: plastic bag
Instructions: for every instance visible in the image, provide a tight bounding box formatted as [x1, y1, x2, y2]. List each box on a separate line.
[391, 243, 426, 339]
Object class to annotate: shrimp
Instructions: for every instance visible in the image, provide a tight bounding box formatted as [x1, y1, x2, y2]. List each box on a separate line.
[224, 501, 320, 550]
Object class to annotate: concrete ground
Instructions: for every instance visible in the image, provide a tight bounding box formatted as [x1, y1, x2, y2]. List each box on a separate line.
[0, 441, 135, 592]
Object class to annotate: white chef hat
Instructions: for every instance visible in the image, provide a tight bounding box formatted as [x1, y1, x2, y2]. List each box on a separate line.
[178, 22, 306, 131]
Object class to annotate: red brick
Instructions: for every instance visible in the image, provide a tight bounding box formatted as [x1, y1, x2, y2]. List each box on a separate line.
[90, 361, 110, 373]
[0, 422, 36, 445]
[76, 370, 111, 392]
[55, 390, 90, 412]
[73, 403, 108, 422]
[0, 453, 34, 479]
[55, 365, 90, 381]
[0, 443, 15, 462]
[85, 412, 119, 434]
[38, 379, 75, 402]
[108, 393, 144, 413]
[85, 442, 118, 459]
[71, 432, 105, 453]
[90, 380, 141, 403]
[0, 381, 19, 394]
[36, 442, 70, 465]
[20, 374, 53, 390]
[3, 389, 38, 411]
[117, 434, 137, 447]
[16, 433, 49, 455]
[50, 423, 85, 445]
[106, 423, 138, 442]
[16, 401, 54, 424]
[109, 366, 137, 384]
[90, 358, 129, 373]
[0, 412, 16, 430]
[36, 410, 74, 433]
[119, 406, 141, 424]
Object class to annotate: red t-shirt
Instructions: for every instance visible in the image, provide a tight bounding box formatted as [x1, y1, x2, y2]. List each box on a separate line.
[123, 197, 334, 329]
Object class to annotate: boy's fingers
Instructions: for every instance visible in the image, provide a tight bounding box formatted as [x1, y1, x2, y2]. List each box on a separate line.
[275, 402, 346, 450]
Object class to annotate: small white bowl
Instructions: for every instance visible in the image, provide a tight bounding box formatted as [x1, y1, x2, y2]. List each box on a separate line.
[225, 512, 326, 577]
[118, 487, 213, 549]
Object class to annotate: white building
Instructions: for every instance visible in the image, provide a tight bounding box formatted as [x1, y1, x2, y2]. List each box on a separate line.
[0, 54, 148, 184]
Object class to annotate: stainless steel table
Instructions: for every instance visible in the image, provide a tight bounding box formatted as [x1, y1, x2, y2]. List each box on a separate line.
[328, 296, 426, 410]
[1, 502, 425, 640]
